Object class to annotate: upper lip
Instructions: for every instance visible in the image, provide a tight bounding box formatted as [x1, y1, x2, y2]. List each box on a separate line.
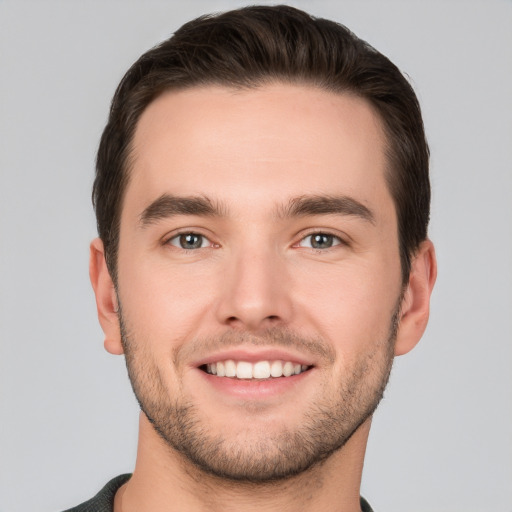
[191, 347, 316, 368]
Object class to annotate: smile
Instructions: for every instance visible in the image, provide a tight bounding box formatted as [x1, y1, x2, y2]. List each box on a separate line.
[202, 360, 311, 379]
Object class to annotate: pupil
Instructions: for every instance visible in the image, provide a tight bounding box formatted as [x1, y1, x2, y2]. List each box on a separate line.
[312, 234, 332, 249]
[180, 233, 202, 249]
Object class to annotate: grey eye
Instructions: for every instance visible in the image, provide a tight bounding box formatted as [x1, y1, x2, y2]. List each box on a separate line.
[299, 233, 341, 249]
[169, 233, 209, 249]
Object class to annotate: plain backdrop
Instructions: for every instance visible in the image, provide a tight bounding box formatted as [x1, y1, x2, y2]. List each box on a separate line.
[1, 1, 511, 511]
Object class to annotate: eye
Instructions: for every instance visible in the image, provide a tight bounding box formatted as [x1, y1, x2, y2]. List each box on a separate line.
[168, 232, 211, 250]
[298, 233, 342, 249]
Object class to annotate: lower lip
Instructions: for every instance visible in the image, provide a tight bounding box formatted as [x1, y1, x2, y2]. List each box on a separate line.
[198, 368, 313, 400]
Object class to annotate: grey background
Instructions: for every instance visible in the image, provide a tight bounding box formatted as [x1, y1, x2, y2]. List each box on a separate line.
[1, 1, 511, 511]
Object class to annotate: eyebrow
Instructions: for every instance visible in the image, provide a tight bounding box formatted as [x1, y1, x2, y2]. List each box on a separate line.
[139, 194, 226, 226]
[139, 192, 375, 227]
[279, 195, 375, 224]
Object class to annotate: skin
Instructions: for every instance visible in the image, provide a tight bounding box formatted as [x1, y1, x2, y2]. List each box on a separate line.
[90, 84, 436, 512]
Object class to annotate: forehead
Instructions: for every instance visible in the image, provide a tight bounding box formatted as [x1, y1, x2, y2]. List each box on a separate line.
[126, 83, 392, 220]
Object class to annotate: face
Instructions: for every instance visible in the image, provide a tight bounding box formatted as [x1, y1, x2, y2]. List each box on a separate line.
[114, 84, 404, 481]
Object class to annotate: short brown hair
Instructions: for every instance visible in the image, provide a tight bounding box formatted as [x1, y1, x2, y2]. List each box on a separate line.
[94, 5, 430, 284]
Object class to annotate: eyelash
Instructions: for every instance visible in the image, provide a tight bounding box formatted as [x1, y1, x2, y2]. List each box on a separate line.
[164, 230, 348, 252]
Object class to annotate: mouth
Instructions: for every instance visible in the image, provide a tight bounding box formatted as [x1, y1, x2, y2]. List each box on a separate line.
[200, 359, 312, 380]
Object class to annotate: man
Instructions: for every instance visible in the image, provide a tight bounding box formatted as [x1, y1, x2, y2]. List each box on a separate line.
[69, 5, 436, 511]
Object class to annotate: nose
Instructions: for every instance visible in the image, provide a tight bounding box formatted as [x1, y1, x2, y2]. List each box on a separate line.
[215, 244, 293, 331]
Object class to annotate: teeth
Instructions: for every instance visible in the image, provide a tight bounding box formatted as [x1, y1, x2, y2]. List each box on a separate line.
[253, 361, 270, 379]
[236, 361, 253, 379]
[204, 359, 310, 379]
[225, 360, 236, 377]
[270, 360, 283, 377]
[282, 361, 294, 377]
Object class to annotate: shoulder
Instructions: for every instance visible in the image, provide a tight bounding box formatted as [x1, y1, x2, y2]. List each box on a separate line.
[360, 496, 375, 512]
[60, 474, 131, 512]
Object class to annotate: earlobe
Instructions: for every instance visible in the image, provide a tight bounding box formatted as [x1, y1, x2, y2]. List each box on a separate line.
[89, 238, 124, 355]
[394, 239, 437, 356]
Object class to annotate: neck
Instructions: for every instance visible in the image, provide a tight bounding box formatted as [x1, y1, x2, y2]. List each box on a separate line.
[115, 413, 370, 512]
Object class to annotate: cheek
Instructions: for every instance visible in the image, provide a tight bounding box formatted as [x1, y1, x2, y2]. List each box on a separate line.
[117, 253, 221, 345]
[293, 258, 401, 353]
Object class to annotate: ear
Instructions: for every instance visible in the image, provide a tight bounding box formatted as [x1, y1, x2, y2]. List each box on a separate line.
[89, 238, 124, 355]
[394, 239, 437, 356]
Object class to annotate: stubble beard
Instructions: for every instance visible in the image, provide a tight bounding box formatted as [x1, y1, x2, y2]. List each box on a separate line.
[119, 306, 399, 483]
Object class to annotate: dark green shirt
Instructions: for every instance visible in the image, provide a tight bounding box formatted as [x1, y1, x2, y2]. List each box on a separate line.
[62, 474, 375, 511]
